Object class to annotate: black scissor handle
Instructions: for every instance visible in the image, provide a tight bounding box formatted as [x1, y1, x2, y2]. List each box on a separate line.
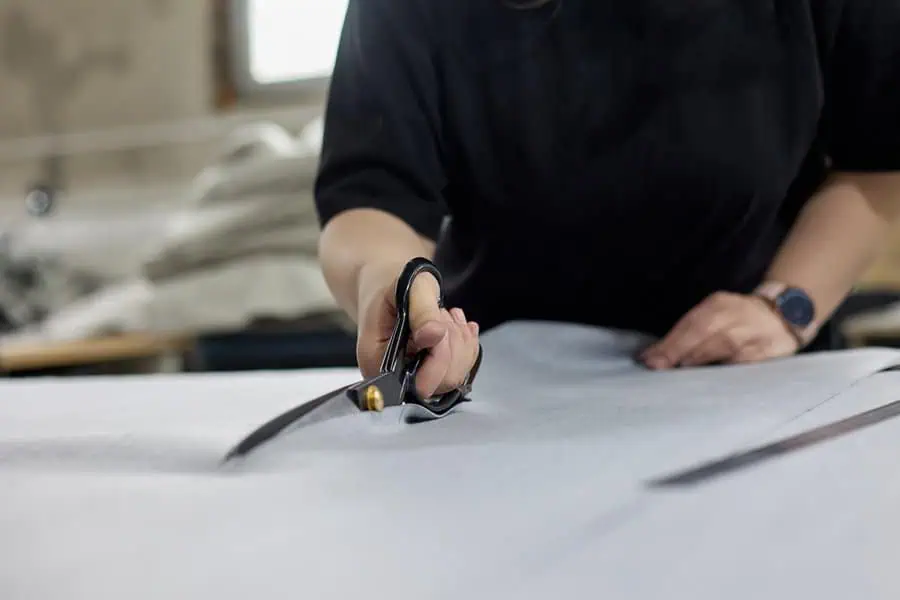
[379, 257, 445, 375]
[378, 257, 481, 413]
[398, 347, 479, 418]
[394, 257, 446, 311]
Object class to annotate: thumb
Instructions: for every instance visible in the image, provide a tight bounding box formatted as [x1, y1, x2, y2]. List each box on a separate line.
[406, 273, 447, 350]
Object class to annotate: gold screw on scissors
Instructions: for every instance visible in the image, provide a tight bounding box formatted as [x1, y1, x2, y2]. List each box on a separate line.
[363, 385, 385, 412]
[221, 258, 479, 462]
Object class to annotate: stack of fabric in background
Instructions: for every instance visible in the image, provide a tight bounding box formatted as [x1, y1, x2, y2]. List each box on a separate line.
[0, 117, 356, 370]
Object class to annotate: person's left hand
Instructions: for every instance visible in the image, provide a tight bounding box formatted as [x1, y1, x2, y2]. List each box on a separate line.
[640, 291, 801, 369]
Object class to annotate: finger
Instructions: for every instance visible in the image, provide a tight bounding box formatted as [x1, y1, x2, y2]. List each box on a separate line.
[764, 318, 802, 357]
[468, 321, 481, 363]
[653, 292, 748, 367]
[645, 305, 730, 369]
[468, 322, 481, 361]
[407, 273, 447, 350]
[466, 321, 482, 376]
[678, 334, 734, 367]
[447, 313, 483, 388]
[642, 307, 708, 369]
[429, 308, 470, 393]
[726, 342, 769, 365]
[772, 334, 801, 357]
[753, 334, 798, 361]
[412, 311, 453, 398]
[467, 321, 481, 372]
[414, 349, 450, 397]
[431, 317, 481, 396]
[446, 308, 479, 380]
[440, 324, 472, 392]
[679, 326, 752, 367]
[450, 307, 466, 325]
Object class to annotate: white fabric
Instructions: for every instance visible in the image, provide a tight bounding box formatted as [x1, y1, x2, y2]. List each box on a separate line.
[4, 256, 337, 343]
[1, 117, 339, 343]
[2, 321, 900, 599]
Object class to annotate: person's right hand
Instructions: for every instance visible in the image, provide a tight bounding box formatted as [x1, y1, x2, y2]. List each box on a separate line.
[356, 269, 480, 399]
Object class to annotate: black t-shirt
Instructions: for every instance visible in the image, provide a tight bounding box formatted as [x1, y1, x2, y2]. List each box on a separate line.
[314, 0, 900, 337]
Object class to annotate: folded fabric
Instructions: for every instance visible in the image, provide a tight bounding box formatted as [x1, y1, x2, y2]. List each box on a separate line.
[185, 136, 320, 209]
[0, 116, 339, 342]
[5, 254, 339, 343]
[141, 195, 320, 280]
[0, 247, 103, 332]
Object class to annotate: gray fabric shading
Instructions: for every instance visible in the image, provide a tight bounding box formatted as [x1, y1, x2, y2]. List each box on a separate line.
[1, 321, 899, 600]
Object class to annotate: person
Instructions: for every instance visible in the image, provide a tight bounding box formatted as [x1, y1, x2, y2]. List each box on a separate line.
[314, 0, 900, 398]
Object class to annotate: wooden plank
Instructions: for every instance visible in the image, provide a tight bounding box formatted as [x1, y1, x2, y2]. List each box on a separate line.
[0, 332, 194, 373]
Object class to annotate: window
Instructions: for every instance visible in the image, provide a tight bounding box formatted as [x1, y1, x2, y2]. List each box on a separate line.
[247, 0, 349, 84]
[226, 0, 349, 100]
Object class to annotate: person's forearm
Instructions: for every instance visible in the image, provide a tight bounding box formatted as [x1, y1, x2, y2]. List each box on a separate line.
[764, 172, 900, 329]
[318, 208, 436, 322]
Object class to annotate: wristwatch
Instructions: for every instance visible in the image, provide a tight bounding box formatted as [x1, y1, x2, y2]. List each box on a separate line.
[753, 281, 817, 346]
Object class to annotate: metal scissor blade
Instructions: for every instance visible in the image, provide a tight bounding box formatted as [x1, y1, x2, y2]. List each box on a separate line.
[223, 371, 406, 462]
[223, 383, 356, 462]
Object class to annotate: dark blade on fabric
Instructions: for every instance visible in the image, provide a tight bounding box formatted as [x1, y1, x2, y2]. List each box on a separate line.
[223, 383, 355, 461]
[649, 398, 900, 488]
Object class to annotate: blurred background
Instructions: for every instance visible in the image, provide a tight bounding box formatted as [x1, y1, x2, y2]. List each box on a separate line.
[0, 0, 357, 377]
[0, 0, 897, 378]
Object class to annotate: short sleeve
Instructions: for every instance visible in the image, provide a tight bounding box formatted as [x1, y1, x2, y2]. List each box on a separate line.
[825, 0, 900, 171]
[313, 0, 449, 240]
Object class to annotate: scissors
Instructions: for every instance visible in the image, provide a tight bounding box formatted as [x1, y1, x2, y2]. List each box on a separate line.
[223, 257, 483, 462]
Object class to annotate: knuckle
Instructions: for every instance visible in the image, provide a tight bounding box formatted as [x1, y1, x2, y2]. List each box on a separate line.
[456, 319, 471, 340]
[679, 352, 699, 366]
[737, 345, 764, 363]
[659, 349, 678, 365]
[724, 334, 742, 354]
[734, 351, 756, 364]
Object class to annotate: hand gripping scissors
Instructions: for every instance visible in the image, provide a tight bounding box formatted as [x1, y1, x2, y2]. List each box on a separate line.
[223, 257, 483, 462]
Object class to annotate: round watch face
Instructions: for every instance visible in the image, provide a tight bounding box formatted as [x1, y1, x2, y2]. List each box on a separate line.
[777, 288, 815, 328]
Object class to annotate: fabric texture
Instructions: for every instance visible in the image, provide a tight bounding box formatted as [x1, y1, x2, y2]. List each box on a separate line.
[2, 321, 900, 599]
[0, 244, 102, 332]
[1, 118, 343, 343]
